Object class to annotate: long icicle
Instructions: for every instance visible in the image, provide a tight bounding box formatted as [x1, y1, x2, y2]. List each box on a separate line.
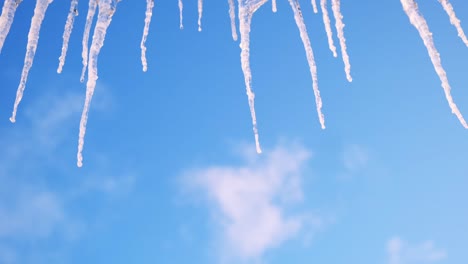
[10, 0, 53, 123]
[57, 0, 79, 73]
[178, 0, 183, 29]
[331, 0, 352, 82]
[401, 0, 468, 128]
[80, 0, 98, 83]
[288, 0, 325, 129]
[311, 0, 317, 13]
[238, 0, 267, 154]
[0, 0, 21, 55]
[320, 0, 336, 57]
[228, 0, 238, 40]
[77, 0, 119, 167]
[438, 0, 468, 47]
[141, 0, 154, 72]
[198, 0, 203, 31]
[272, 0, 277, 13]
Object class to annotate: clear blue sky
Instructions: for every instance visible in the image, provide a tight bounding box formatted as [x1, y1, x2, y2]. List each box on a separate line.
[0, 0, 467, 263]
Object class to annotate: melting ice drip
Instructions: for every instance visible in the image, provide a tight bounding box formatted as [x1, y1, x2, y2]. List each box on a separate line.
[0, 0, 466, 166]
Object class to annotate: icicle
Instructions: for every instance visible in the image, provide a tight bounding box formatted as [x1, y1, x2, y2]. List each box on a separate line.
[311, 0, 317, 14]
[57, 0, 79, 74]
[320, 0, 336, 57]
[80, 0, 98, 83]
[0, 0, 21, 55]
[401, 0, 468, 128]
[228, 0, 238, 40]
[141, 0, 154, 72]
[178, 0, 183, 29]
[288, 0, 325, 129]
[10, 0, 53, 123]
[272, 0, 277, 13]
[438, 0, 468, 47]
[198, 0, 203, 31]
[77, 0, 119, 167]
[331, 0, 352, 82]
[238, 0, 267, 154]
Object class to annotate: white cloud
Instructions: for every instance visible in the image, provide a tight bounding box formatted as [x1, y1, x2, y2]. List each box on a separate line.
[183, 143, 321, 261]
[387, 236, 447, 264]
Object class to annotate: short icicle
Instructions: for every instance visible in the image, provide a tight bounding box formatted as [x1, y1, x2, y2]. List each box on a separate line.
[228, 0, 238, 40]
[0, 0, 21, 55]
[57, 0, 79, 73]
[80, 0, 98, 83]
[77, 0, 119, 167]
[438, 0, 468, 47]
[331, 0, 352, 82]
[198, 0, 203, 31]
[237, 0, 268, 154]
[141, 0, 154, 72]
[178, 0, 183, 29]
[311, 0, 317, 13]
[10, 0, 53, 123]
[320, 0, 336, 57]
[288, 0, 325, 129]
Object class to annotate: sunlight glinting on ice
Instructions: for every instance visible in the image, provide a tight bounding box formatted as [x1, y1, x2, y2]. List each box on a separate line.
[141, 0, 154, 72]
[320, 0, 337, 57]
[311, 0, 318, 14]
[198, 0, 203, 31]
[0, 0, 20, 55]
[288, 0, 325, 129]
[331, 0, 351, 82]
[438, 0, 468, 47]
[228, 0, 238, 40]
[178, 0, 183, 29]
[77, 0, 118, 167]
[10, 0, 53, 123]
[401, 0, 468, 128]
[272, 0, 277, 13]
[80, 0, 98, 83]
[238, 0, 268, 154]
[57, 0, 79, 74]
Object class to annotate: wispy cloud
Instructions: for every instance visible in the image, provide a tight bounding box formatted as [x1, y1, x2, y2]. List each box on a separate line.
[387, 236, 447, 264]
[342, 144, 369, 172]
[183, 143, 323, 261]
[0, 83, 132, 263]
[0, 190, 64, 239]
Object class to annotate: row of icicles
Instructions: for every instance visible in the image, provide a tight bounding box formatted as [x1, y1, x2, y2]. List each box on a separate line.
[0, 0, 467, 167]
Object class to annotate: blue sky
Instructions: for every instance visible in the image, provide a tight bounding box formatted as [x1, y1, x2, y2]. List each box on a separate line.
[0, 0, 467, 263]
